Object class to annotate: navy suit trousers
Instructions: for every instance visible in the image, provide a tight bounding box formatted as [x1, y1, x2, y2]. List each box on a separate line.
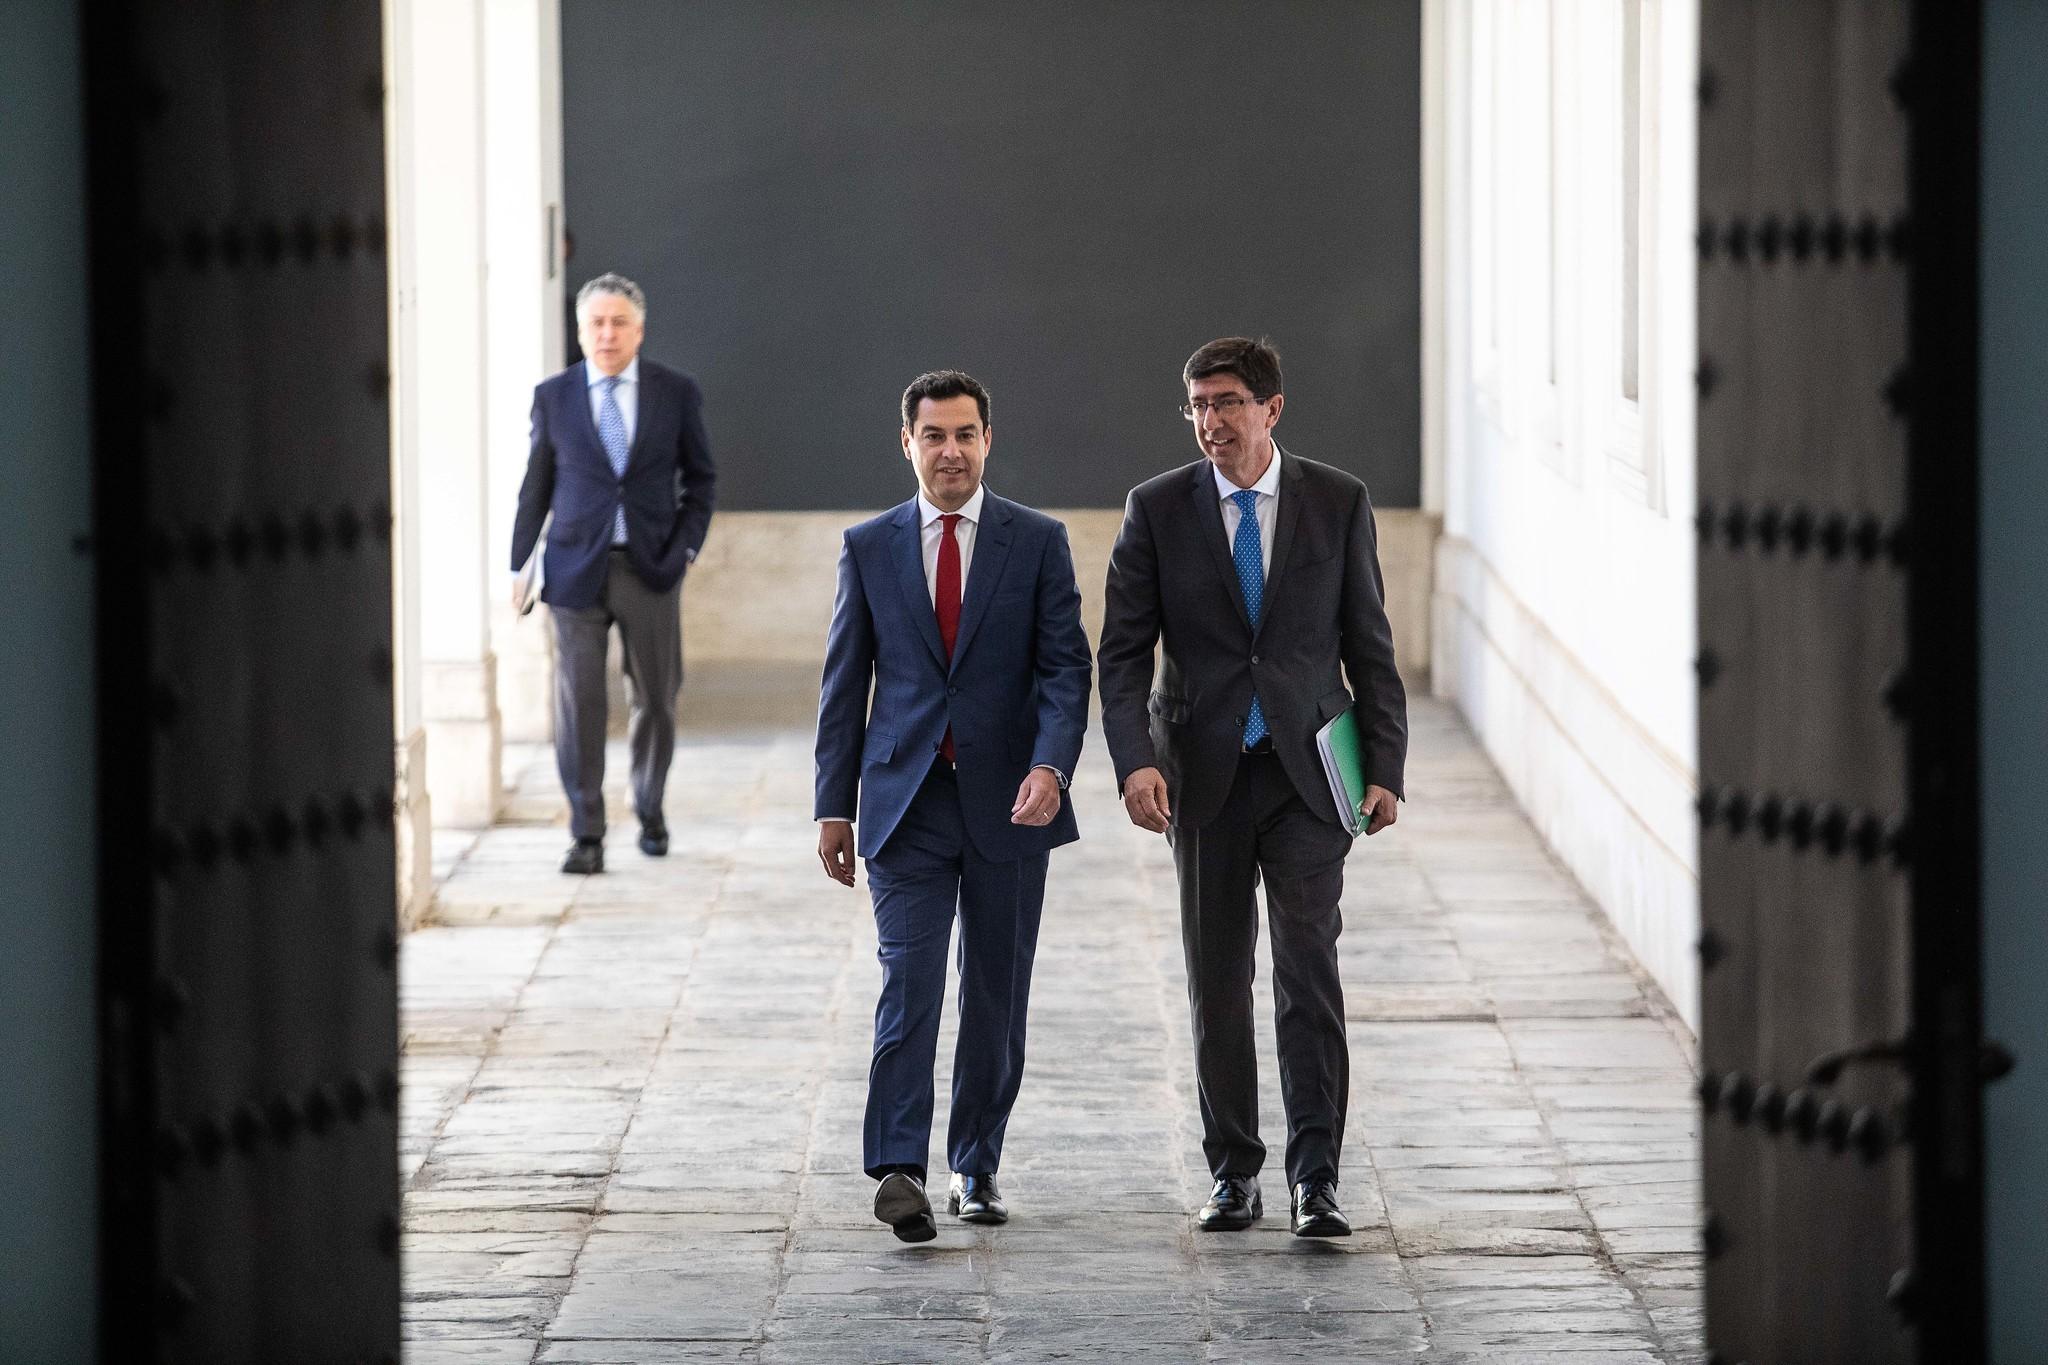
[862, 762, 1047, 1180]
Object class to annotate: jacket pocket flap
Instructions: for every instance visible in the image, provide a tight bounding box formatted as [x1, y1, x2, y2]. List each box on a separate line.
[1147, 692, 1192, 724]
[862, 730, 897, 764]
[1316, 688, 1354, 723]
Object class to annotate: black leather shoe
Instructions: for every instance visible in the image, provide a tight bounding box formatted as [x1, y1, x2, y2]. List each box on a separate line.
[637, 819, 668, 857]
[1197, 1175, 1262, 1231]
[1290, 1179, 1351, 1238]
[561, 838, 604, 875]
[947, 1172, 1007, 1225]
[874, 1171, 936, 1243]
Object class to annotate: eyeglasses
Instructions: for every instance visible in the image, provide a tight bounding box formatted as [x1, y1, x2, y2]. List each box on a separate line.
[1179, 395, 1263, 420]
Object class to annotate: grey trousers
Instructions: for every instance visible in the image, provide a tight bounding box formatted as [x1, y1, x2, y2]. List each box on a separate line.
[551, 550, 682, 841]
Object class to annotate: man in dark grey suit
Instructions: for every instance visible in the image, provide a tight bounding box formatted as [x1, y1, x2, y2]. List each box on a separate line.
[510, 274, 717, 875]
[1099, 336, 1407, 1238]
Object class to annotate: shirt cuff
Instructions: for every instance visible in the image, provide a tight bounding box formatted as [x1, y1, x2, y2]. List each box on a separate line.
[816, 816, 853, 824]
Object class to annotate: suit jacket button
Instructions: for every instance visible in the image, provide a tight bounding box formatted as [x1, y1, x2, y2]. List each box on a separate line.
[1250, 654, 1260, 665]
[947, 686, 958, 696]
[1234, 716, 1244, 727]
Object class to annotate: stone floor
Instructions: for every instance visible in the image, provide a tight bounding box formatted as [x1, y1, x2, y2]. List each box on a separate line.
[401, 669, 1704, 1363]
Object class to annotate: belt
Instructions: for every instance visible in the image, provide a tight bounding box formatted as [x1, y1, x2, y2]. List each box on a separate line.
[1243, 736, 1275, 755]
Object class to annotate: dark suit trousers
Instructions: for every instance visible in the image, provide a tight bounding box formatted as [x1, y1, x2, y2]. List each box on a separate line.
[862, 763, 1047, 1181]
[551, 549, 682, 840]
[1171, 750, 1353, 1188]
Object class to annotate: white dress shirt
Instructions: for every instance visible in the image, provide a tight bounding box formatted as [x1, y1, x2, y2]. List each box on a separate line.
[585, 354, 640, 446]
[916, 483, 984, 600]
[1213, 443, 1281, 578]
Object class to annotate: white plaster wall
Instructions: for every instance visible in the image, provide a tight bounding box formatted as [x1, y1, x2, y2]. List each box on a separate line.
[484, 0, 564, 747]
[1430, 0, 1701, 1028]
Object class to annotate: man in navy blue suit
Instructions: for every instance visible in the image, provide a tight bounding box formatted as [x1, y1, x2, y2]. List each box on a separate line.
[510, 274, 717, 875]
[814, 370, 1091, 1241]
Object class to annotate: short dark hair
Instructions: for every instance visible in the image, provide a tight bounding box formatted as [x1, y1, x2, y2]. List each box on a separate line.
[1183, 336, 1283, 401]
[901, 369, 991, 430]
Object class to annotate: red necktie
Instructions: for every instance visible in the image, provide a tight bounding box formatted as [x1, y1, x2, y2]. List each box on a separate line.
[936, 513, 962, 759]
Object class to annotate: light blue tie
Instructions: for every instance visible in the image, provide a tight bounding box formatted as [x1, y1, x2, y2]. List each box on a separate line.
[1231, 489, 1268, 746]
[598, 375, 630, 545]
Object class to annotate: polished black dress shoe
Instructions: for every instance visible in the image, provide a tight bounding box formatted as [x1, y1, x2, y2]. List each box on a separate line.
[1197, 1175, 1262, 1231]
[637, 819, 668, 857]
[947, 1172, 1007, 1225]
[561, 838, 604, 875]
[873, 1171, 937, 1243]
[1290, 1179, 1351, 1238]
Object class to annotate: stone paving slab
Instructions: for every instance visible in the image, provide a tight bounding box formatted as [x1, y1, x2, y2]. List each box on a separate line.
[401, 680, 1702, 1363]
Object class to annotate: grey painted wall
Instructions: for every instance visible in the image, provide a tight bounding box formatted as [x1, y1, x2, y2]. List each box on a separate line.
[563, 0, 1421, 511]
[1981, 2, 2048, 1356]
[0, 0, 97, 1358]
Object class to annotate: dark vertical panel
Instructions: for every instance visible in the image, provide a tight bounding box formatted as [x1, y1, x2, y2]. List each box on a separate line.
[86, 2, 401, 1359]
[0, 2, 97, 1359]
[561, 0, 1422, 511]
[1696, 1, 1985, 1360]
[1900, 2, 1984, 1354]
[1980, 2, 2048, 1351]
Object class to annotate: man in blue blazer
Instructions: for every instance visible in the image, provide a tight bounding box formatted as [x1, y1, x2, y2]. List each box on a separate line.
[814, 370, 1091, 1241]
[510, 274, 717, 875]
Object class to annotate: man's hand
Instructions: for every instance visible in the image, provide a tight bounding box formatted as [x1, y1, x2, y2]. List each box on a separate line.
[1363, 786, 1399, 836]
[817, 820, 856, 886]
[1122, 766, 1172, 834]
[510, 578, 527, 611]
[1011, 768, 1062, 826]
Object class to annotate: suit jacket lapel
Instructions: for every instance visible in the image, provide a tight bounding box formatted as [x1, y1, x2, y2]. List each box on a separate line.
[573, 362, 608, 465]
[1256, 446, 1305, 642]
[889, 501, 949, 671]
[947, 493, 1013, 675]
[1191, 463, 1254, 635]
[622, 365, 654, 473]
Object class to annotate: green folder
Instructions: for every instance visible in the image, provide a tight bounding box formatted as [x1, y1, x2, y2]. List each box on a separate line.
[1316, 707, 1369, 836]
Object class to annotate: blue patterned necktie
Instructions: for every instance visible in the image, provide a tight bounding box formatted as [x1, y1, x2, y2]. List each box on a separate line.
[598, 374, 630, 545]
[1231, 489, 1268, 746]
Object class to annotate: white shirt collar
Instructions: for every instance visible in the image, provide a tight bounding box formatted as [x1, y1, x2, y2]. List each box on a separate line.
[1212, 443, 1282, 502]
[917, 482, 986, 528]
[586, 355, 641, 388]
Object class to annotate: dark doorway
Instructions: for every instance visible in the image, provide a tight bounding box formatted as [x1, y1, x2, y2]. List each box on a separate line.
[1694, 2, 1996, 1360]
[86, 2, 403, 1359]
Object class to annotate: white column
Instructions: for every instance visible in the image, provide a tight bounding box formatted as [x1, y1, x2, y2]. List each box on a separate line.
[390, 0, 502, 830]
[383, 0, 434, 922]
[484, 0, 566, 746]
